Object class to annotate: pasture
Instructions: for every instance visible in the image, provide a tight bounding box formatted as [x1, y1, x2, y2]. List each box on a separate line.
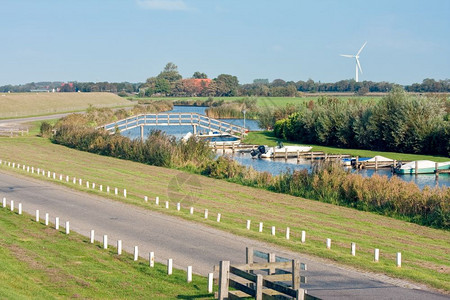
[0, 208, 212, 299]
[0, 127, 448, 293]
[0, 92, 133, 118]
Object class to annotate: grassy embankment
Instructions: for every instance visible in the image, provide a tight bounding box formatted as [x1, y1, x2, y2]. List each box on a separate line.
[0, 92, 134, 119]
[0, 207, 212, 299]
[133, 95, 381, 108]
[0, 129, 449, 292]
[244, 131, 450, 162]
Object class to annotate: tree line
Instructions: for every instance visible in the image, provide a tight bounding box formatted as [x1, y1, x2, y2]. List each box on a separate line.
[1, 62, 449, 95]
[273, 89, 450, 156]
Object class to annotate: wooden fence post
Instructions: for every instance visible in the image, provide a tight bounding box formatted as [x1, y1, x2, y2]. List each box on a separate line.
[292, 259, 300, 290]
[255, 274, 263, 300]
[296, 288, 305, 300]
[269, 253, 276, 274]
[218, 260, 230, 300]
[246, 247, 254, 264]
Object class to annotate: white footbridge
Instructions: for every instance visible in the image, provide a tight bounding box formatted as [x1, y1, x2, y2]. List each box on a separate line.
[98, 113, 247, 140]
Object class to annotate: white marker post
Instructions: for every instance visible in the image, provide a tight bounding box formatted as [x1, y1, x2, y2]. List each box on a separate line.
[48, 171, 51, 177]
[59, 174, 63, 181]
[396, 252, 402, 267]
[100, 185, 103, 192]
[286, 227, 290, 240]
[2, 197, 5, 208]
[10, 200, 14, 212]
[73, 177, 76, 184]
[53, 172, 56, 179]
[167, 259, 173, 275]
[123, 189, 126, 198]
[92, 183, 96, 189]
[55, 217, 59, 230]
[301, 230, 306, 243]
[271, 226, 276, 236]
[187, 266, 192, 283]
[204, 209, 208, 219]
[35, 210, 40, 222]
[103, 235, 108, 249]
[86, 181, 89, 188]
[149, 252, 155, 267]
[90, 230, 95, 244]
[190, 207, 194, 214]
[155, 196, 159, 205]
[117, 240, 122, 255]
[144, 196, 148, 202]
[208, 273, 214, 293]
[65, 221, 70, 234]
[79, 178, 82, 185]
[217, 213, 221, 222]
[114, 188, 118, 195]
[259, 222, 263, 233]
[246, 220, 251, 230]
[165, 201, 169, 209]
[66, 175, 69, 182]
[134, 246, 139, 261]
[326, 238, 331, 249]
[177, 203, 180, 211]
[107, 186, 110, 193]
[374, 248, 380, 262]
[18, 203, 22, 215]
[45, 213, 49, 226]
[351, 243, 356, 256]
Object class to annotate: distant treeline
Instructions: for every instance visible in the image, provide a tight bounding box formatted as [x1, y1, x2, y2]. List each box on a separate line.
[273, 89, 450, 156]
[1, 67, 449, 96]
[44, 106, 449, 229]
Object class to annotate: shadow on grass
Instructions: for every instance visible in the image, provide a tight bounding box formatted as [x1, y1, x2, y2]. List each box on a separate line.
[176, 294, 214, 299]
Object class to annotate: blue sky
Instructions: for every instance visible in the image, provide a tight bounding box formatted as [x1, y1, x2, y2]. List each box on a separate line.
[1, 0, 449, 85]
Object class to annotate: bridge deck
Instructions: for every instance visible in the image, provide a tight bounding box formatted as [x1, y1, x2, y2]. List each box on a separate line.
[99, 113, 247, 138]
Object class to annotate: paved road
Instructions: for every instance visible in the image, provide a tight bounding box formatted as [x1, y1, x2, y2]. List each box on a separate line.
[0, 171, 447, 300]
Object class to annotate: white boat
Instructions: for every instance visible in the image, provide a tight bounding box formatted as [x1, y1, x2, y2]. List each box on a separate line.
[259, 145, 312, 158]
[394, 160, 450, 174]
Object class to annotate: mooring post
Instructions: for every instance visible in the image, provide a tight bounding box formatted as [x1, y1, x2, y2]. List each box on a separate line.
[375, 156, 378, 171]
[140, 125, 144, 142]
[415, 160, 418, 175]
[435, 162, 439, 178]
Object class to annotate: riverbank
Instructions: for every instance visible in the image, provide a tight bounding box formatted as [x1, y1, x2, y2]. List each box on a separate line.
[244, 131, 450, 162]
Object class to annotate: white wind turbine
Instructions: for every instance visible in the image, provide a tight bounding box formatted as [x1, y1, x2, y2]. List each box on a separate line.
[340, 42, 367, 82]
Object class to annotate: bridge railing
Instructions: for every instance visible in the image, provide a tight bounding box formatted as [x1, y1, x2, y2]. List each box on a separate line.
[99, 113, 247, 136]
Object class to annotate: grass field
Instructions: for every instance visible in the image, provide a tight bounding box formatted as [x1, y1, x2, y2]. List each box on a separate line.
[0, 207, 212, 299]
[132, 95, 381, 108]
[0, 92, 134, 119]
[0, 128, 449, 293]
[244, 131, 450, 162]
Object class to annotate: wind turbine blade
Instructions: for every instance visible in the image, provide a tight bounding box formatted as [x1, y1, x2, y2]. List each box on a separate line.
[357, 41, 367, 56]
[356, 57, 363, 74]
[340, 54, 354, 58]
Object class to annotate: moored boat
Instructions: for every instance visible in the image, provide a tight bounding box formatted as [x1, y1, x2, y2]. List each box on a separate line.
[394, 160, 450, 174]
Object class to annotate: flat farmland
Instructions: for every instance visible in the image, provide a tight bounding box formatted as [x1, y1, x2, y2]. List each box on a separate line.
[0, 92, 133, 118]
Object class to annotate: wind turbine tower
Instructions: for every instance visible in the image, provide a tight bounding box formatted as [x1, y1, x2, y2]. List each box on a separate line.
[340, 42, 367, 82]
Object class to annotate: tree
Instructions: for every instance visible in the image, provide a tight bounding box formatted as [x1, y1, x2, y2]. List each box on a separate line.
[192, 72, 208, 79]
[215, 74, 239, 96]
[157, 62, 182, 83]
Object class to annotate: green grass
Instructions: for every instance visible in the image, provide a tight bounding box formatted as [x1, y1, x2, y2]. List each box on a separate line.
[0, 207, 213, 299]
[244, 131, 450, 162]
[0, 92, 134, 119]
[130, 95, 381, 108]
[0, 130, 449, 293]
